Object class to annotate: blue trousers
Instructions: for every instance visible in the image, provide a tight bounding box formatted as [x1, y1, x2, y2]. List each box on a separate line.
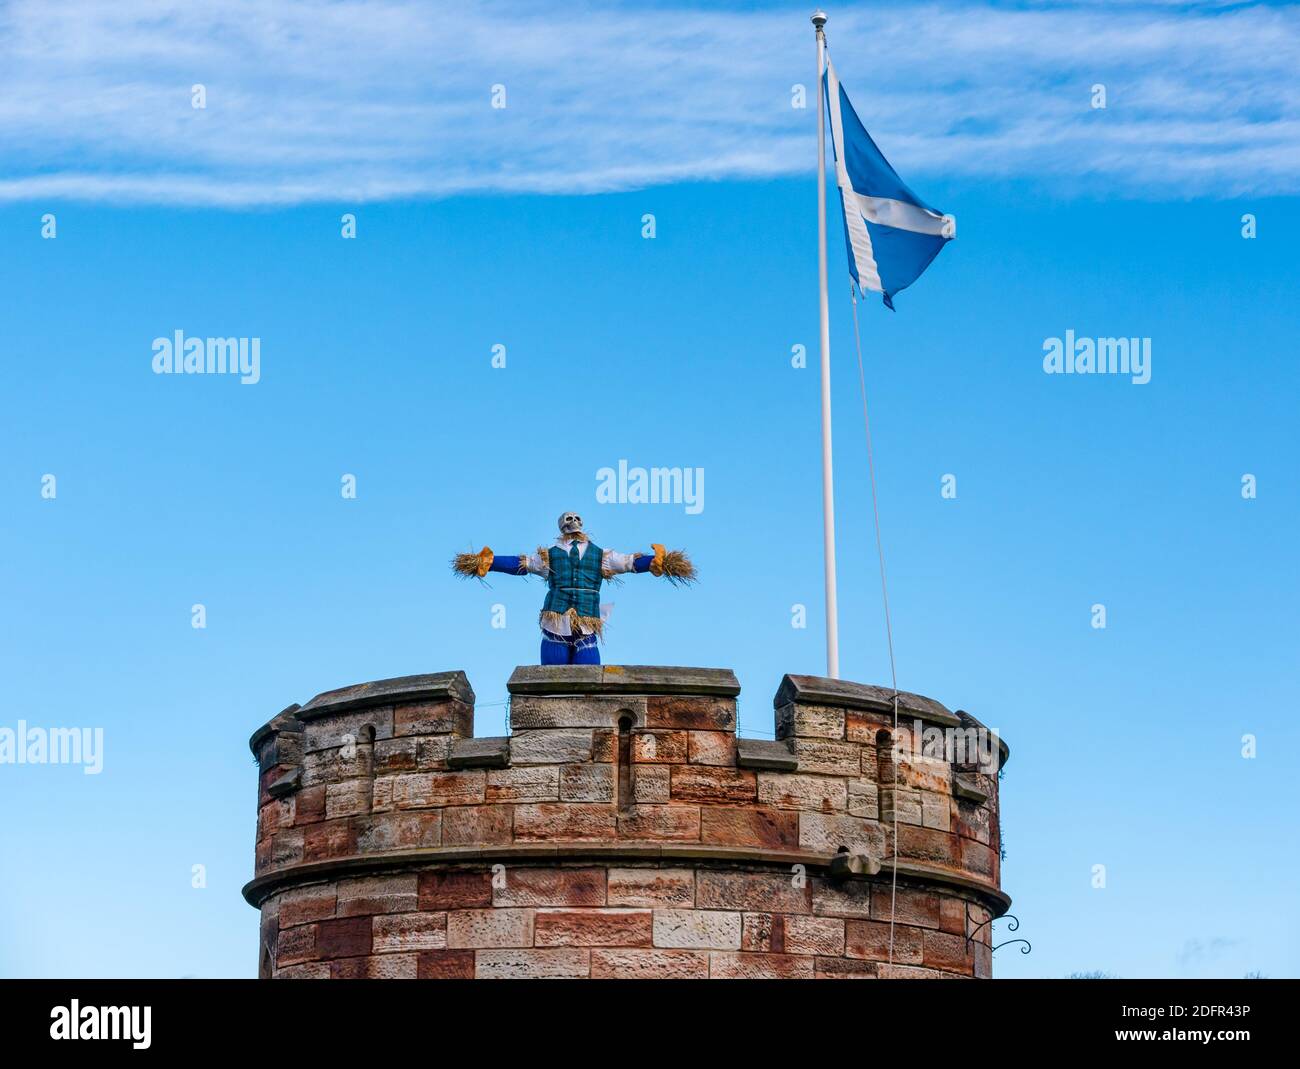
[540, 628, 600, 665]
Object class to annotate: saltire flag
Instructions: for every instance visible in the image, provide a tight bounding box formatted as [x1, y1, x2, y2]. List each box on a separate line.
[824, 54, 951, 309]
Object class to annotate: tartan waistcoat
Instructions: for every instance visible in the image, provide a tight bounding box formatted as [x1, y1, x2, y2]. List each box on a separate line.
[542, 541, 603, 618]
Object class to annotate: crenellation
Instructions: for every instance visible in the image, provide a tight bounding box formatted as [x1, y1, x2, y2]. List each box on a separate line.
[247, 666, 1010, 978]
[447, 736, 510, 770]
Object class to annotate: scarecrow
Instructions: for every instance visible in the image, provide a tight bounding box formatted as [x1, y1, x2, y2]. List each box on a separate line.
[452, 510, 695, 665]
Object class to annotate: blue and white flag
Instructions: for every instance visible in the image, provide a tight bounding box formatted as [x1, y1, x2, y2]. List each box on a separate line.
[825, 55, 951, 309]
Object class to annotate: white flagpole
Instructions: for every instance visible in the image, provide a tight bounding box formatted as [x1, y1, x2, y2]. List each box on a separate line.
[813, 9, 840, 679]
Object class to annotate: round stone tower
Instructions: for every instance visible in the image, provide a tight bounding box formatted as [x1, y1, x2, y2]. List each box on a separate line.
[245, 665, 1009, 979]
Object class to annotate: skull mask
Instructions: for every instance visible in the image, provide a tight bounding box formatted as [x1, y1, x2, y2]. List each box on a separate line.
[558, 511, 584, 537]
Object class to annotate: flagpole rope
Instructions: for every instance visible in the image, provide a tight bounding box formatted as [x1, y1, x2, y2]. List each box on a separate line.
[848, 283, 902, 969]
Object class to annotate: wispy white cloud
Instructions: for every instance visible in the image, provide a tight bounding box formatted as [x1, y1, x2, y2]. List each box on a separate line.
[0, 0, 1295, 205]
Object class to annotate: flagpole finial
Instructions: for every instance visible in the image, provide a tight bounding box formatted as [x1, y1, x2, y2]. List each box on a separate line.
[811, 9, 828, 31]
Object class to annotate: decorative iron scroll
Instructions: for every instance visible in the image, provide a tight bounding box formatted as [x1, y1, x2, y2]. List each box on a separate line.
[964, 904, 1032, 956]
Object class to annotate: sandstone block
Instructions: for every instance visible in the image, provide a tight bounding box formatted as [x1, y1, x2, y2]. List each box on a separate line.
[606, 868, 694, 908]
[696, 871, 811, 914]
[336, 874, 419, 916]
[617, 805, 701, 841]
[493, 867, 606, 907]
[258, 798, 294, 839]
[330, 953, 418, 979]
[373, 737, 418, 775]
[416, 736, 453, 770]
[315, 917, 372, 958]
[700, 805, 798, 850]
[293, 785, 327, 825]
[269, 827, 305, 867]
[373, 912, 448, 952]
[961, 838, 997, 879]
[869, 887, 941, 929]
[419, 870, 493, 910]
[446, 908, 535, 949]
[416, 949, 476, 978]
[847, 778, 879, 820]
[776, 702, 846, 740]
[688, 731, 737, 766]
[592, 729, 616, 763]
[386, 771, 486, 810]
[441, 804, 513, 846]
[275, 923, 317, 966]
[534, 908, 653, 947]
[921, 791, 952, 831]
[301, 819, 352, 863]
[300, 744, 373, 787]
[393, 699, 472, 738]
[510, 695, 646, 729]
[845, 709, 893, 744]
[645, 695, 735, 732]
[355, 810, 442, 853]
[590, 948, 708, 979]
[845, 919, 923, 963]
[874, 964, 963, 979]
[708, 951, 814, 979]
[955, 802, 992, 845]
[783, 915, 846, 956]
[923, 929, 972, 973]
[880, 786, 924, 826]
[792, 738, 862, 777]
[669, 766, 756, 804]
[303, 707, 393, 753]
[486, 766, 559, 803]
[799, 812, 886, 855]
[652, 909, 741, 950]
[325, 780, 371, 820]
[514, 803, 617, 841]
[815, 956, 879, 979]
[940, 896, 970, 936]
[560, 763, 615, 802]
[632, 765, 671, 803]
[757, 773, 846, 812]
[741, 913, 782, 952]
[632, 730, 688, 764]
[475, 948, 590, 979]
[897, 824, 958, 866]
[896, 753, 951, 794]
[278, 885, 337, 928]
[509, 730, 593, 765]
[811, 877, 873, 919]
[275, 962, 329, 980]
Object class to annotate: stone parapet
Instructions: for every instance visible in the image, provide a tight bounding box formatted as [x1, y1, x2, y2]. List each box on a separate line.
[246, 666, 1008, 979]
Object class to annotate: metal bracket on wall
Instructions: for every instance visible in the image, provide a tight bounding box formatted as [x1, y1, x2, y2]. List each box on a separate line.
[965, 903, 1031, 956]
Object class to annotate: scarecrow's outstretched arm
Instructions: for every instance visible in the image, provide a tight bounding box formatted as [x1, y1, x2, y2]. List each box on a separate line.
[604, 544, 697, 584]
[454, 544, 696, 584]
[451, 547, 529, 579]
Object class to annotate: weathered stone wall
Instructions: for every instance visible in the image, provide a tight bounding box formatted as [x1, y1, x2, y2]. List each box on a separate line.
[246, 666, 1009, 979]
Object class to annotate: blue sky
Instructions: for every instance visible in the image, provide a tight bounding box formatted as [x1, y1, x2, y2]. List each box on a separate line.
[1, 0, 1297, 979]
